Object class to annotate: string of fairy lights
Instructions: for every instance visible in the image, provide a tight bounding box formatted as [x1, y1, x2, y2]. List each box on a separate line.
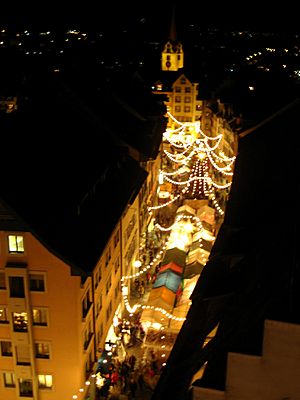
[120, 112, 236, 319]
[71, 112, 236, 399]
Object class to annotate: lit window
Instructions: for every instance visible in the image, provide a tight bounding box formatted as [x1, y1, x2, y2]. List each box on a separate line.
[35, 342, 50, 359]
[1, 341, 12, 356]
[3, 372, 15, 387]
[38, 374, 53, 389]
[13, 312, 28, 332]
[29, 274, 45, 292]
[0, 271, 6, 289]
[8, 235, 24, 253]
[32, 308, 48, 326]
[0, 306, 9, 323]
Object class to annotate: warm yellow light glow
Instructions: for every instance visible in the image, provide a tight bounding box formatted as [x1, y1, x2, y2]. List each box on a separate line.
[158, 191, 170, 199]
[198, 151, 206, 160]
[122, 286, 128, 296]
[158, 172, 164, 185]
[133, 260, 142, 268]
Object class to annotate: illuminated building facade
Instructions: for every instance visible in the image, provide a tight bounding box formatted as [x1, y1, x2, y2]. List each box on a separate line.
[0, 62, 166, 399]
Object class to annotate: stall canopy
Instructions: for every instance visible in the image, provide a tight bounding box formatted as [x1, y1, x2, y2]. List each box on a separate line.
[197, 205, 216, 225]
[184, 260, 205, 279]
[140, 308, 167, 326]
[187, 247, 209, 267]
[176, 275, 199, 307]
[190, 238, 213, 253]
[161, 247, 187, 267]
[147, 286, 176, 311]
[183, 199, 208, 210]
[169, 302, 191, 332]
[153, 270, 183, 293]
[176, 204, 196, 217]
[159, 261, 183, 275]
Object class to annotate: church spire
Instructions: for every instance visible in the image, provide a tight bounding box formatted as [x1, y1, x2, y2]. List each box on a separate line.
[169, 4, 176, 42]
[161, 4, 184, 71]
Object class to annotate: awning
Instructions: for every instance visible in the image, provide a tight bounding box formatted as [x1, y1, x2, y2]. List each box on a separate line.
[184, 260, 205, 279]
[197, 205, 215, 225]
[153, 270, 183, 293]
[176, 275, 199, 307]
[190, 238, 213, 253]
[187, 248, 209, 266]
[140, 308, 167, 326]
[147, 286, 176, 311]
[169, 302, 191, 331]
[159, 261, 184, 275]
[183, 199, 208, 210]
[161, 247, 187, 267]
[176, 204, 196, 217]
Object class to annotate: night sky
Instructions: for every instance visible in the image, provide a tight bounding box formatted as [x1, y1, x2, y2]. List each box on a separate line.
[1, 1, 299, 34]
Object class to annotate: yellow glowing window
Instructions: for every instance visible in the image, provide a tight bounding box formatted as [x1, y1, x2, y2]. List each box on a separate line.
[38, 374, 53, 389]
[8, 235, 24, 253]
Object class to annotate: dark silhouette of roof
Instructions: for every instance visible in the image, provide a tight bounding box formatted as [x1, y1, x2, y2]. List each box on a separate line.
[0, 57, 165, 273]
[151, 98, 300, 400]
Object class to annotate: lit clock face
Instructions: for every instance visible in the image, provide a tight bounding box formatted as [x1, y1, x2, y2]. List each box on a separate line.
[166, 61, 171, 68]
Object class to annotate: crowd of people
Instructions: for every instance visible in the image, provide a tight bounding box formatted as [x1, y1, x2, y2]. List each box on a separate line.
[95, 321, 163, 399]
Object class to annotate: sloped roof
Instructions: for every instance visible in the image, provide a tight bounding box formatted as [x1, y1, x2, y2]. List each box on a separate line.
[0, 62, 155, 272]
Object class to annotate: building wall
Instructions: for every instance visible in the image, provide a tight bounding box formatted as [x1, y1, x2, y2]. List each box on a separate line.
[93, 223, 121, 358]
[0, 230, 85, 399]
[167, 74, 202, 128]
[192, 320, 300, 400]
[121, 196, 140, 294]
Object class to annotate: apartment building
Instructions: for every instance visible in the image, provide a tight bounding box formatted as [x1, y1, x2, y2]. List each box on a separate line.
[0, 61, 165, 399]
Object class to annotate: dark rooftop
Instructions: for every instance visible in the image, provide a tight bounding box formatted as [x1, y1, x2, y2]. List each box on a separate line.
[0, 57, 166, 272]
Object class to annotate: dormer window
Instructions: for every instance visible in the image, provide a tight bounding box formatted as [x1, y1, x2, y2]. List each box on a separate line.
[8, 235, 24, 253]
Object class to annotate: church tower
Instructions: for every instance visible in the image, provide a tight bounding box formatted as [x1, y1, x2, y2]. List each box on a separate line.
[161, 6, 184, 71]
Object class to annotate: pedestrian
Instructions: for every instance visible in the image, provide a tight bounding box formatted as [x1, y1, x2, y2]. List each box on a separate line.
[128, 353, 136, 370]
[138, 372, 145, 391]
[138, 283, 145, 298]
[152, 273, 157, 284]
[111, 370, 119, 388]
[146, 271, 152, 284]
[129, 376, 138, 400]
